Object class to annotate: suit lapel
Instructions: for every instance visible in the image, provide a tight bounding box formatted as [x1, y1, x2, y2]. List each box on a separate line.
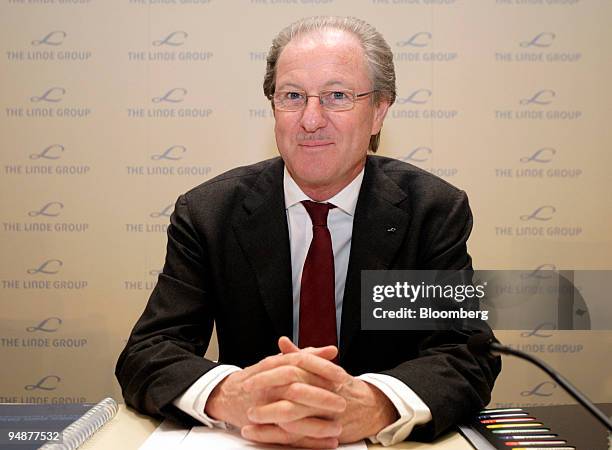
[339, 157, 412, 362]
[232, 159, 294, 340]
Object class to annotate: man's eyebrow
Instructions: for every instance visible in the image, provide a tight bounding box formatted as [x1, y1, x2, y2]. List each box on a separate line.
[276, 82, 305, 91]
[276, 81, 354, 91]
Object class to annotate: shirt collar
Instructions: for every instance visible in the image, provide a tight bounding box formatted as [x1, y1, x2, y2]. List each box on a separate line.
[283, 166, 364, 216]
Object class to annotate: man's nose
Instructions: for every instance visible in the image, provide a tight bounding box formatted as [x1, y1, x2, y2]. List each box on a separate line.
[299, 96, 328, 132]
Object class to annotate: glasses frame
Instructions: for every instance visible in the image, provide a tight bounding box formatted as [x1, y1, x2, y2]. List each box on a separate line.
[270, 89, 378, 112]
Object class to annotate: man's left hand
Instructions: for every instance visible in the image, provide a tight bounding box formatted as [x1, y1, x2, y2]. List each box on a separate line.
[241, 337, 399, 445]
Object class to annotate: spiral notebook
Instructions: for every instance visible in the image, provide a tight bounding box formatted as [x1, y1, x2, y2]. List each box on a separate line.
[0, 397, 118, 450]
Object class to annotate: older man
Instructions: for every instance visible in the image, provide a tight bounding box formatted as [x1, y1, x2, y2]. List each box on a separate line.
[116, 16, 500, 448]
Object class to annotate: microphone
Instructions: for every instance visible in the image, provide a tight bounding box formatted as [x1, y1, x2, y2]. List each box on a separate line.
[468, 333, 612, 431]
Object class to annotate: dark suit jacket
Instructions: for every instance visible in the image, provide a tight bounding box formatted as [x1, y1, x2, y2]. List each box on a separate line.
[116, 155, 500, 440]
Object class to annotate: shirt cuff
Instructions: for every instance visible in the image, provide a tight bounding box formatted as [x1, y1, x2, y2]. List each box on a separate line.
[172, 364, 241, 428]
[357, 373, 432, 446]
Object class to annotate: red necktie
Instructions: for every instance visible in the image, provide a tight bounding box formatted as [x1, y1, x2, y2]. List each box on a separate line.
[299, 200, 338, 351]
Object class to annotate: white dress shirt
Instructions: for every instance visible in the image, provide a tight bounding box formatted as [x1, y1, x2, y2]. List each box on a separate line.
[173, 167, 432, 445]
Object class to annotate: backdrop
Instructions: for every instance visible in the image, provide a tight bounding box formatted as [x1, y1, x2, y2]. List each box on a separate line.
[1, 0, 610, 410]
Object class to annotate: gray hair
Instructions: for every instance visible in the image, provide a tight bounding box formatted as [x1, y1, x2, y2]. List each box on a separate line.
[263, 16, 396, 153]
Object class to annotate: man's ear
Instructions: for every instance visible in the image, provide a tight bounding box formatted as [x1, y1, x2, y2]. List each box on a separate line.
[371, 100, 391, 135]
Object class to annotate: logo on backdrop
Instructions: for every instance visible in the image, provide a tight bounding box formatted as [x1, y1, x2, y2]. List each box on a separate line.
[5, 86, 92, 119]
[6, 30, 92, 62]
[494, 89, 581, 121]
[520, 322, 556, 338]
[4, 144, 91, 177]
[31, 144, 64, 160]
[128, 0, 211, 5]
[28, 202, 64, 217]
[494, 147, 582, 179]
[520, 32, 556, 48]
[399, 147, 458, 178]
[31, 87, 65, 103]
[494, 204, 583, 238]
[4, 144, 91, 176]
[0, 259, 88, 291]
[520, 381, 556, 397]
[0, 317, 88, 352]
[394, 32, 457, 63]
[127, 87, 212, 119]
[248, 0, 335, 6]
[520, 89, 556, 105]
[494, 0, 580, 7]
[372, 0, 457, 5]
[520, 147, 556, 163]
[9, 374, 87, 404]
[150, 204, 174, 219]
[152, 88, 187, 103]
[7, 0, 93, 6]
[401, 146, 431, 163]
[27, 259, 63, 275]
[249, 50, 268, 62]
[392, 89, 458, 120]
[27, 317, 63, 333]
[125, 203, 175, 233]
[521, 264, 558, 279]
[151, 145, 186, 160]
[397, 89, 432, 105]
[32, 31, 67, 46]
[126, 145, 212, 177]
[25, 375, 61, 391]
[496, 31, 581, 63]
[153, 31, 188, 46]
[3, 201, 89, 233]
[520, 205, 556, 221]
[128, 30, 213, 63]
[397, 32, 431, 48]
[124, 269, 160, 291]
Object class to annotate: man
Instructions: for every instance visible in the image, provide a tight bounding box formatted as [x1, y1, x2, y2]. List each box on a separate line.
[116, 16, 500, 448]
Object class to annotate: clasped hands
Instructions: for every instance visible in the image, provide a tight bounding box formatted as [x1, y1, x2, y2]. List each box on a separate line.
[205, 337, 398, 449]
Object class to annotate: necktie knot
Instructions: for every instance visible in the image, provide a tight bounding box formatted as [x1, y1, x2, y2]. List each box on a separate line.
[301, 200, 335, 227]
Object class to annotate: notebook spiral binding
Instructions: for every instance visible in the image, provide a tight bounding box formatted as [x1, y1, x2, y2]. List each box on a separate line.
[39, 397, 118, 450]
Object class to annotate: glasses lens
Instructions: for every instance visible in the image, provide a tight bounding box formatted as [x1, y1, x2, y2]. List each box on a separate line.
[274, 92, 305, 111]
[272, 90, 357, 111]
[321, 91, 354, 111]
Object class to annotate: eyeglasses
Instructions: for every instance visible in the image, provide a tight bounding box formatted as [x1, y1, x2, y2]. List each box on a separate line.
[271, 89, 377, 112]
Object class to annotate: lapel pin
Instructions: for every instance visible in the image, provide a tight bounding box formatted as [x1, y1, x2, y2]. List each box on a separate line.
[387, 227, 397, 233]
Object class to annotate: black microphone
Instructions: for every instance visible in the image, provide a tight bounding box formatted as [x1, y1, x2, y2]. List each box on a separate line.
[468, 333, 612, 431]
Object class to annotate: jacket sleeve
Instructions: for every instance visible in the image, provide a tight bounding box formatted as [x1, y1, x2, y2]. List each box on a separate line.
[115, 194, 219, 424]
[383, 190, 502, 440]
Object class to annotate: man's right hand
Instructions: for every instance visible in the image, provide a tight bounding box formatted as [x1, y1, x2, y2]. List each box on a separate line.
[204, 345, 347, 448]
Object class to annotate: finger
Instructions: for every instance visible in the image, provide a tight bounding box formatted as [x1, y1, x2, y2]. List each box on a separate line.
[278, 337, 338, 361]
[278, 336, 299, 353]
[242, 352, 346, 385]
[241, 424, 340, 449]
[278, 417, 342, 439]
[248, 383, 345, 419]
[242, 364, 336, 393]
[248, 399, 330, 424]
[307, 346, 338, 361]
[281, 382, 346, 412]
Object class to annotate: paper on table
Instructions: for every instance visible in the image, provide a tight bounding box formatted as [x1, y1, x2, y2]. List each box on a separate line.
[181, 426, 367, 450]
[138, 420, 190, 450]
[139, 420, 367, 450]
